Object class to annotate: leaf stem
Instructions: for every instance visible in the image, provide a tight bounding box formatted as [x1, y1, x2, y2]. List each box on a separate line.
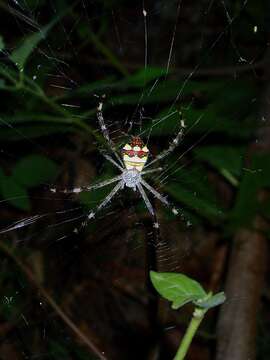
[173, 307, 206, 360]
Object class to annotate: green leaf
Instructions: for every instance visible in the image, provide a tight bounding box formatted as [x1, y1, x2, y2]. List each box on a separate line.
[120, 67, 166, 88]
[150, 271, 207, 310]
[229, 153, 270, 228]
[181, 106, 256, 138]
[70, 77, 116, 96]
[0, 174, 30, 211]
[195, 146, 245, 177]
[86, 30, 128, 76]
[195, 146, 245, 185]
[0, 124, 73, 141]
[0, 79, 6, 89]
[143, 107, 182, 136]
[111, 79, 213, 105]
[10, 15, 63, 70]
[79, 168, 118, 210]
[12, 155, 58, 188]
[166, 183, 224, 221]
[194, 292, 226, 309]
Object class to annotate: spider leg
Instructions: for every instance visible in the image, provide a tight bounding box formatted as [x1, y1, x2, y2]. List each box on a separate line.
[50, 175, 122, 194]
[144, 118, 186, 169]
[137, 183, 154, 216]
[140, 179, 179, 215]
[137, 183, 160, 230]
[87, 180, 124, 220]
[97, 99, 124, 167]
[103, 154, 124, 171]
[141, 167, 163, 176]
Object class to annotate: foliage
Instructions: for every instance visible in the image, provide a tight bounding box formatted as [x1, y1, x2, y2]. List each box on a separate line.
[150, 271, 226, 311]
[0, 155, 58, 210]
[150, 271, 226, 359]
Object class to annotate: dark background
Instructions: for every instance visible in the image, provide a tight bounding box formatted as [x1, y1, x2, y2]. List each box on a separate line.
[0, 0, 269, 359]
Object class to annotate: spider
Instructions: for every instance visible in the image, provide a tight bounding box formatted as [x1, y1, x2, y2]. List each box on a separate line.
[51, 100, 185, 228]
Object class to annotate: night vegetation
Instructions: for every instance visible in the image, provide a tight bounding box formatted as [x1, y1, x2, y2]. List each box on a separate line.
[0, 1, 269, 359]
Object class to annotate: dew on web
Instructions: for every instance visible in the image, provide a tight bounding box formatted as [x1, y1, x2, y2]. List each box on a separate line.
[0, 0, 266, 358]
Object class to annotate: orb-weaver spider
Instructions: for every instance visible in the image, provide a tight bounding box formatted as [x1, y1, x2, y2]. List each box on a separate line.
[51, 99, 185, 229]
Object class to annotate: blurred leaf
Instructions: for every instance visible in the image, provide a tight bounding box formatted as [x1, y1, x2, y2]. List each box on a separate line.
[182, 106, 255, 138]
[0, 79, 6, 89]
[79, 164, 118, 210]
[70, 77, 116, 96]
[195, 146, 245, 176]
[119, 67, 166, 88]
[0, 174, 30, 210]
[147, 105, 255, 140]
[156, 164, 220, 221]
[144, 107, 182, 136]
[213, 80, 257, 116]
[229, 153, 270, 227]
[230, 171, 259, 227]
[173, 166, 217, 202]
[111, 79, 214, 105]
[166, 183, 224, 221]
[150, 271, 207, 310]
[194, 292, 226, 309]
[251, 153, 270, 187]
[195, 146, 245, 185]
[79, 185, 110, 211]
[0, 113, 71, 125]
[10, 15, 64, 70]
[12, 155, 58, 188]
[0, 124, 73, 140]
[87, 30, 128, 76]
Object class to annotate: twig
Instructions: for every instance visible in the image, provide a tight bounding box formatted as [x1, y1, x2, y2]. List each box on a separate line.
[0, 241, 108, 360]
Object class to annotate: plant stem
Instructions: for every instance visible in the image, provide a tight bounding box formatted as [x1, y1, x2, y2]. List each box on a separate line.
[173, 308, 206, 360]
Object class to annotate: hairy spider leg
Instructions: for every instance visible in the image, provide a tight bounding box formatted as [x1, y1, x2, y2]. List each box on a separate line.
[140, 178, 179, 216]
[50, 175, 122, 194]
[137, 183, 160, 230]
[137, 183, 154, 216]
[97, 100, 124, 167]
[103, 154, 124, 171]
[144, 119, 185, 169]
[87, 180, 124, 220]
[137, 183, 161, 231]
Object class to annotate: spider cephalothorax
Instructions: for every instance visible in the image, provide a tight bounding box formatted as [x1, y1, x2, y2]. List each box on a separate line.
[122, 136, 149, 172]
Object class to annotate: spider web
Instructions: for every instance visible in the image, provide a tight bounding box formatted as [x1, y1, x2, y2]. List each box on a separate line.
[0, 1, 263, 358]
